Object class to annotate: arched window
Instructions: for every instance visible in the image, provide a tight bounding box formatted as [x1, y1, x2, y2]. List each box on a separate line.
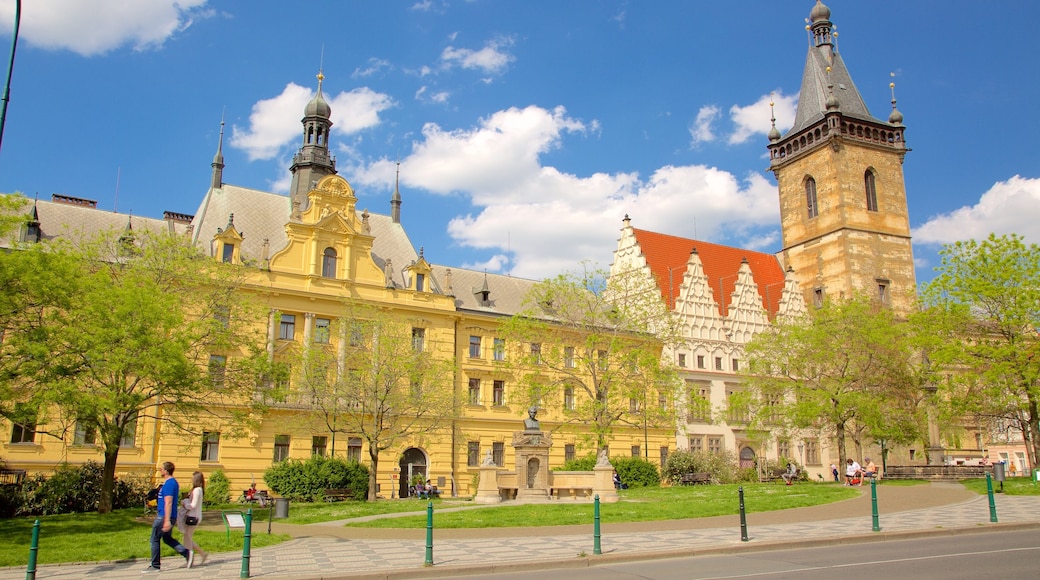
[805, 177, 819, 218]
[864, 170, 878, 212]
[321, 247, 337, 278]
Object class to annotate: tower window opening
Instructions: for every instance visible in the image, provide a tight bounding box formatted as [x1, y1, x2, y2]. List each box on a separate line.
[805, 177, 819, 218]
[865, 170, 878, 212]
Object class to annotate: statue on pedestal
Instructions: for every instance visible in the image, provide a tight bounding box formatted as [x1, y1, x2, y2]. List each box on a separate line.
[523, 405, 540, 431]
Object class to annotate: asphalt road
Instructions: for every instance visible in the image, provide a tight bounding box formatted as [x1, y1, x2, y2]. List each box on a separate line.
[440, 528, 1040, 580]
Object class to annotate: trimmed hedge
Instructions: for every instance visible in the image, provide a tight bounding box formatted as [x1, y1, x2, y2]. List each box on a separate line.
[2, 461, 150, 517]
[263, 455, 369, 501]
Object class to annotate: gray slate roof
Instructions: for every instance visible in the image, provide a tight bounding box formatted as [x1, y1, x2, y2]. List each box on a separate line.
[787, 47, 882, 137]
[1, 196, 191, 247]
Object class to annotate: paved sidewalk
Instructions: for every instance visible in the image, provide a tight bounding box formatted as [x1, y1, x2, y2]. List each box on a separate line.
[4, 484, 1040, 580]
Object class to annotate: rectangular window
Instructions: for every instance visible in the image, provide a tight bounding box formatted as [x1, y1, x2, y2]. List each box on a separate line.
[74, 420, 97, 446]
[731, 358, 739, 371]
[696, 355, 705, 369]
[564, 346, 575, 368]
[120, 413, 138, 447]
[564, 387, 575, 411]
[311, 436, 328, 457]
[468, 378, 481, 405]
[349, 321, 364, 347]
[222, 243, 234, 263]
[200, 431, 220, 462]
[530, 343, 541, 364]
[708, 437, 723, 455]
[209, 354, 227, 387]
[813, 288, 824, 309]
[877, 279, 889, 305]
[10, 419, 36, 444]
[565, 444, 576, 463]
[631, 445, 641, 458]
[726, 385, 749, 423]
[597, 349, 608, 371]
[714, 357, 723, 371]
[660, 446, 669, 466]
[348, 437, 362, 462]
[412, 327, 425, 352]
[492, 380, 505, 406]
[688, 436, 703, 452]
[492, 442, 505, 467]
[273, 435, 291, 462]
[806, 178, 819, 218]
[314, 318, 331, 344]
[467, 441, 480, 467]
[493, 338, 505, 361]
[777, 439, 791, 460]
[279, 313, 296, 340]
[469, 335, 482, 358]
[686, 380, 712, 422]
[629, 398, 641, 413]
[805, 439, 820, 465]
[415, 273, 425, 292]
[678, 353, 686, 367]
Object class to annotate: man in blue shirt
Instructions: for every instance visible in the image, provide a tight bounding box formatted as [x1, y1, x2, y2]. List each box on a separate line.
[144, 461, 190, 572]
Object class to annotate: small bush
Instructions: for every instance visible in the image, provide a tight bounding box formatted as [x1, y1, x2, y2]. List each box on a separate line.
[263, 456, 369, 501]
[611, 456, 660, 488]
[555, 453, 597, 471]
[207, 469, 231, 504]
[663, 450, 741, 484]
[9, 461, 150, 516]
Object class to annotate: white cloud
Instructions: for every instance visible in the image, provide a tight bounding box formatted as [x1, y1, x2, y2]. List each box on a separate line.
[0, 0, 210, 56]
[690, 105, 720, 145]
[728, 91, 797, 145]
[441, 37, 516, 75]
[348, 105, 780, 279]
[231, 83, 393, 161]
[913, 175, 1040, 245]
[352, 58, 391, 79]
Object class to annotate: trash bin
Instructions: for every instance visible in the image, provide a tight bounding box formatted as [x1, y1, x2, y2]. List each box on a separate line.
[993, 462, 1005, 482]
[273, 497, 289, 519]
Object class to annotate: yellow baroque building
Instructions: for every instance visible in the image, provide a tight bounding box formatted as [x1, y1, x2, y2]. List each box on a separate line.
[1, 78, 673, 498]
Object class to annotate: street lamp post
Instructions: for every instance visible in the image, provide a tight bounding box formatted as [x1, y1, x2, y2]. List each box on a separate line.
[0, 0, 21, 154]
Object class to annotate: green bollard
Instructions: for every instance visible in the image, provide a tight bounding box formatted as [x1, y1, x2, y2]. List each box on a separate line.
[593, 494, 601, 555]
[871, 478, 880, 532]
[25, 519, 40, 580]
[986, 473, 998, 523]
[241, 508, 253, 578]
[424, 501, 433, 566]
[738, 486, 748, 542]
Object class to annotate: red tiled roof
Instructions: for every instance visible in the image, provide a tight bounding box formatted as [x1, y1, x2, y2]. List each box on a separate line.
[632, 228, 786, 317]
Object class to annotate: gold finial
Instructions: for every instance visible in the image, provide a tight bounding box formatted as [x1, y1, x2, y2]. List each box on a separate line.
[826, 66, 831, 73]
[317, 71, 324, 82]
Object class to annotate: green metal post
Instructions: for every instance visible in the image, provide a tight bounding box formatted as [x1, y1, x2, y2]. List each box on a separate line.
[593, 494, 601, 555]
[424, 501, 433, 566]
[25, 519, 39, 580]
[871, 478, 880, 532]
[240, 508, 253, 578]
[986, 473, 998, 523]
[738, 486, 749, 542]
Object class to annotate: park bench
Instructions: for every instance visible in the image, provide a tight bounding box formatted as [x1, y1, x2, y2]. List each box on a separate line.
[679, 472, 711, 485]
[323, 488, 355, 502]
[760, 468, 786, 483]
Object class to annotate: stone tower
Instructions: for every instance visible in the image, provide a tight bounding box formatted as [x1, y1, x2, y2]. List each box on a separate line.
[768, 1, 916, 314]
[288, 71, 337, 215]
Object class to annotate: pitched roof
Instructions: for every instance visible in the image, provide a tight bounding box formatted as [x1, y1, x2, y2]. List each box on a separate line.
[632, 228, 786, 317]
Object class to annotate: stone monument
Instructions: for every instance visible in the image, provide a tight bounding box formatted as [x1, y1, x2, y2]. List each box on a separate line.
[513, 406, 551, 500]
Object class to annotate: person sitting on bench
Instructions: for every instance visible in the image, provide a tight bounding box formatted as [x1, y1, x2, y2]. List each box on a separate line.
[862, 458, 879, 481]
[781, 462, 798, 485]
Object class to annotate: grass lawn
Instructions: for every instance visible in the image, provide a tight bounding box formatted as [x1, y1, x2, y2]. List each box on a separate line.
[277, 496, 465, 525]
[345, 483, 860, 529]
[962, 477, 1040, 496]
[0, 509, 290, 568]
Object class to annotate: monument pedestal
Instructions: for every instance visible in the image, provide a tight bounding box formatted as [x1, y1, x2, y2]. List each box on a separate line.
[513, 429, 552, 500]
[473, 464, 503, 504]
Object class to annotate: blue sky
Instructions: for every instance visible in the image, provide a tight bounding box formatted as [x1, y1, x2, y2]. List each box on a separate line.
[1, 0, 1038, 285]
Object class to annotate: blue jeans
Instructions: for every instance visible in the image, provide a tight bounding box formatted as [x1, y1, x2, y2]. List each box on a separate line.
[150, 518, 188, 569]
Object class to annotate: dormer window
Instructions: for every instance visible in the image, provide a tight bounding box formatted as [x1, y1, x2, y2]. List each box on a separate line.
[415, 273, 425, 292]
[222, 243, 235, 263]
[322, 247, 337, 278]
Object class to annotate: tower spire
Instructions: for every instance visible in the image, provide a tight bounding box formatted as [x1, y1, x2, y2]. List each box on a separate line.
[210, 111, 225, 190]
[288, 67, 337, 214]
[888, 73, 904, 125]
[391, 160, 402, 224]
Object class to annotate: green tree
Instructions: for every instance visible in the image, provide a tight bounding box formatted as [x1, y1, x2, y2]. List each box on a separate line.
[289, 301, 456, 500]
[0, 230, 271, 513]
[922, 233, 1040, 468]
[500, 264, 680, 451]
[741, 294, 923, 468]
